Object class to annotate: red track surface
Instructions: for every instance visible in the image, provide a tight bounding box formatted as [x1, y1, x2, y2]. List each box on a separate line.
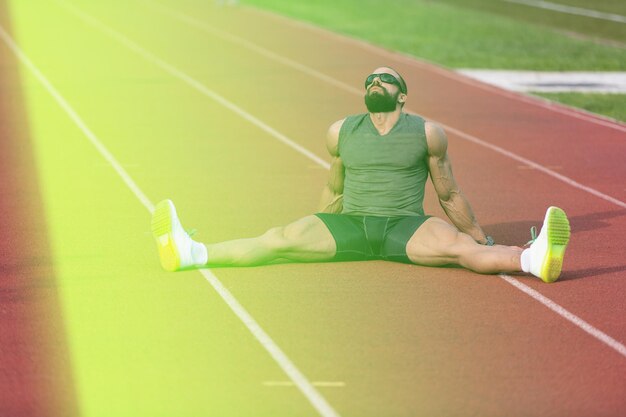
[1, 3, 625, 416]
[0, 3, 77, 416]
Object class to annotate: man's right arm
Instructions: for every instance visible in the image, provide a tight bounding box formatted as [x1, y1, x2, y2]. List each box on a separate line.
[318, 119, 345, 213]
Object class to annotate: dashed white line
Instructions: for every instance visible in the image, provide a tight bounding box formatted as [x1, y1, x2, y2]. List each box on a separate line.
[263, 381, 346, 387]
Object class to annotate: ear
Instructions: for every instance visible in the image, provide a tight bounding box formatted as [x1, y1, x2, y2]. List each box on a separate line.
[398, 93, 407, 104]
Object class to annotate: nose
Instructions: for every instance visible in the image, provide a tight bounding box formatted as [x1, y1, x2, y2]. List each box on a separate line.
[369, 76, 383, 89]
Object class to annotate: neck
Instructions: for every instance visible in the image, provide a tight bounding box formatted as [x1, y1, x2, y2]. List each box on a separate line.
[368, 109, 401, 135]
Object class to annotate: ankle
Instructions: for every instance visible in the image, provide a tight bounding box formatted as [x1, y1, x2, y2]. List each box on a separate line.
[191, 241, 208, 265]
[520, 248, 531, 273]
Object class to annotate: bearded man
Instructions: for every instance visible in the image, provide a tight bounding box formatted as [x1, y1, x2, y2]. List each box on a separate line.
[151, 67, 570, 283]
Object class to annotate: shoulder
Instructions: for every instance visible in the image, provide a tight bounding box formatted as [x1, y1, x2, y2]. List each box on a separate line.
[402, 113, 428, 143]
[405, 112, 426, 124]
[424, 120, 448, 157]
[326, 118, 346, 157]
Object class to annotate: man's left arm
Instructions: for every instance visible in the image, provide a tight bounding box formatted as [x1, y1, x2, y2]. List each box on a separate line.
[425, 121, 489, 244]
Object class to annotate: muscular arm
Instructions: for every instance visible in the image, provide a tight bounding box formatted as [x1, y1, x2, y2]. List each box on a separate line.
[426, 121, 488, 244]
[318, 119, 345, 213]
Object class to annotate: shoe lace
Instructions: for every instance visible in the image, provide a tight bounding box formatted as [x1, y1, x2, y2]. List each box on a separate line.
[525, 226, 537, 247]
[186, 228, 197, 237]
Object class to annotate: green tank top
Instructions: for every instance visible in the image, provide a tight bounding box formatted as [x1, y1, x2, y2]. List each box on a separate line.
[338, 113, 429, 216]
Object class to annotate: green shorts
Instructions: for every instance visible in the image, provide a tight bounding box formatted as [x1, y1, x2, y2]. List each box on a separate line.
[315, 213, 431, 264]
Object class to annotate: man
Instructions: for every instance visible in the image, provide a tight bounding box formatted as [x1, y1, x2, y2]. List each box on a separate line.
[151, 67, 570, 283]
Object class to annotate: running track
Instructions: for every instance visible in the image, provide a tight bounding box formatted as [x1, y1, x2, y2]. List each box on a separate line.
[1, 0, 625, 416]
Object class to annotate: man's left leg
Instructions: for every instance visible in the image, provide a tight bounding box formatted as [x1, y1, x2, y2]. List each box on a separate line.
[405, 217, 523, 274]
[405, 207, 570, 282]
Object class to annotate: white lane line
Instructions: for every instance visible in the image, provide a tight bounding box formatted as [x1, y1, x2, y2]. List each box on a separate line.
[0, 26, 156, 214]
[503, 0, 626, 24]
[499, 275, 626, 359]
[439, 123, 626, 210]
[1, 9, 339, 417]
[247, 4, 626, 133]
[146, 1, 626, 211]
[52, 0, 626, 363]
[196, 269, 341, 417]
[144, 0, 361, 96]
[58, 1, 330, 171]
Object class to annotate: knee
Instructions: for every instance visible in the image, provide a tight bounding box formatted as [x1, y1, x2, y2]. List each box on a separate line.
[261, 225, 302, 254]
[448, 232, 479, 256]
[261, 227, 287, 253]
[447, 233, 493, 272]
[425, 230, 478, 264]
[406, 221, 461, 263]
[454, 232, 478, 248]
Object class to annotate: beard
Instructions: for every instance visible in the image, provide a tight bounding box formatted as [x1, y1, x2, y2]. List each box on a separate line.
[364, 87, 399, 113]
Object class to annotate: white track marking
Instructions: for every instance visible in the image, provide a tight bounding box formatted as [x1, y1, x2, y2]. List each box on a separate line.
[439, 124, 626, 210]
[0, 26, 155, 214]
[144, 0, 362, 96]
[196, 269, 341, 417]
[0, 11, 339, 417]
[247, 5, 626, 133]
[503, 0, 626, 24]
[145, 1, 626, 211]
[59, 1, 330, 171]
[49, 0, 626, 364]
[499, 275, 626, 358]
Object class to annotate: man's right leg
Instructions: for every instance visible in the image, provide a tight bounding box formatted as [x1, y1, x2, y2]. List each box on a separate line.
[205, 215, 337, 266]
[151, 199, 336, 270]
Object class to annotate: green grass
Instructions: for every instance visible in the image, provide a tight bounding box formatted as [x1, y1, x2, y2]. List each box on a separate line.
[243, 0, 626, 122]
[437, 0, 626, 45]
[243, 0, 626, 70]
[533, 92, 626, 122]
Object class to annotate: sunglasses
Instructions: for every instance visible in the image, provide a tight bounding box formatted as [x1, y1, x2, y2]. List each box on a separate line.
[365, 73, 406, 93]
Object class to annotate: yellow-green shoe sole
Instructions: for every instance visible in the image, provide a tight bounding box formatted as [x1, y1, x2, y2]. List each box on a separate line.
[540, 207, 571, 283]
[151, 200, 180, 272]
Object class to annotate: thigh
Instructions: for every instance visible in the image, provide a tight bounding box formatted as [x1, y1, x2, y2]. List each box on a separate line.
[405, 217, 469, 266]
[382, 215, 432, 263]
[279, 215, 338, 261]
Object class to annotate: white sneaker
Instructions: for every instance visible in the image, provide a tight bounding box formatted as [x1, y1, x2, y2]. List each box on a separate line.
[523, 206, 571, 283]
[151, 199, 198, 271]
